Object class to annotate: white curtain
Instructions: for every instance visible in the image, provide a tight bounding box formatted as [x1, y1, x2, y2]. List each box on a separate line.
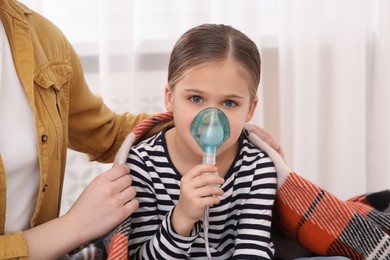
[277, 0, 390, 200]
[19, 0, 389, 213]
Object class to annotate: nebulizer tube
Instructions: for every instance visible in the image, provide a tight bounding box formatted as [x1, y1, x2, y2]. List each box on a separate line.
[190, 107, 230, 260]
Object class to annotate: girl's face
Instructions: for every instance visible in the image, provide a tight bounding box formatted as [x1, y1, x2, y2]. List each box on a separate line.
[165, 59, 258, 158]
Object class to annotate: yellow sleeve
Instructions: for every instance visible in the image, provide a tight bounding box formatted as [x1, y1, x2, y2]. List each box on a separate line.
[65, 40, 149, 163]
[0, 232, 29, 260]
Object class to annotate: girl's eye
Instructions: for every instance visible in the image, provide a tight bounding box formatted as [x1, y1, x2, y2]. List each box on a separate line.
[189, 96, 203, 103]
[223, 100, 237, 107]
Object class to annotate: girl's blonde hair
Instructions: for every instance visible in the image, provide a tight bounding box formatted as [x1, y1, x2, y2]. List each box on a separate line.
[168, 24, 261, 101]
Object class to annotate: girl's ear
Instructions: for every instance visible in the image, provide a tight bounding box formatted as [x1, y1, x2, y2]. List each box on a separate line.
[245, 96, 258, 122]
[164, 84, 174, 112]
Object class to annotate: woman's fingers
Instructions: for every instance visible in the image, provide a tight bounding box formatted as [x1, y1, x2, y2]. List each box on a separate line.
[123, 198, 139, 216]
[102, 164, 130, 181]
[245, 123, 285, 160]
[116, 184, 137, 204]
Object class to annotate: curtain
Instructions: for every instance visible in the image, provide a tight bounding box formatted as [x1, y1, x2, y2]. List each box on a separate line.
[277, 0, 390, 200]
[18, 0, 389, 213]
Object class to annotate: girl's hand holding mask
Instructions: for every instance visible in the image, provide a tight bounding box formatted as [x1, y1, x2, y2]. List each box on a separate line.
[172, 164, 224, 236]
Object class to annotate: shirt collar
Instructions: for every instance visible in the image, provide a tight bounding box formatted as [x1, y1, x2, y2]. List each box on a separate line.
[0, 0, 32, 23]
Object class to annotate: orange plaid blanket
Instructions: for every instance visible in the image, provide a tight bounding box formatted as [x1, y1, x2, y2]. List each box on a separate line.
[62, 112, 390, 260]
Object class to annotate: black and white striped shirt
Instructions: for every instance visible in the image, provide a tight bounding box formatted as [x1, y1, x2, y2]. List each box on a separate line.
[126, 130, 277, 259]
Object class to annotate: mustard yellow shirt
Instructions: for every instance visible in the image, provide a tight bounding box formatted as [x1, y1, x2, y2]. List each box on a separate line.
[0, 1, 148, 258]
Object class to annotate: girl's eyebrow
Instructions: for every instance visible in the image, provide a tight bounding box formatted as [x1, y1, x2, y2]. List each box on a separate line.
[224, 94, 244, 100]
[184, 88, 244, 99]
[183, 88, 244, 99]
[183, 88, 203, 94]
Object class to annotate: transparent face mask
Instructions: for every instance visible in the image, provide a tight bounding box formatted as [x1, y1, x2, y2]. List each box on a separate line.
[190, 107, 230, 157]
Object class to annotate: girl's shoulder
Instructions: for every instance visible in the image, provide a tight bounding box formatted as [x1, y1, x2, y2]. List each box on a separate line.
[131, 126, 171, 150]
[129, 128, 171, 160]
[239, 133, 270, 160]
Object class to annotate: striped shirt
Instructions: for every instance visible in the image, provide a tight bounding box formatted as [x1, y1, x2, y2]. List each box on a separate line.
[126, 129, 277, 259]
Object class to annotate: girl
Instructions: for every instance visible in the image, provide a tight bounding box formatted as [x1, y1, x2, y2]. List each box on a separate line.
[127, 24, 277, 259]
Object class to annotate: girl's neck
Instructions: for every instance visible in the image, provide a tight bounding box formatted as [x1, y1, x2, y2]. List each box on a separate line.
[165, 127, 238, 178]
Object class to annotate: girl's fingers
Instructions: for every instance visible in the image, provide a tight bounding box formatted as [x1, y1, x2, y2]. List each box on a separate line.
[186, 164, 217, 178]
[195, 185, 224, 198]
[187, 174, 224, 189]
[182, 165, 222, 187]
[201, 195, 221, 207]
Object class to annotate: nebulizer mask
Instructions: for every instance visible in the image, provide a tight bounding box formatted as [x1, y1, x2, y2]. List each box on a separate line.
[190, 107, 230, 259]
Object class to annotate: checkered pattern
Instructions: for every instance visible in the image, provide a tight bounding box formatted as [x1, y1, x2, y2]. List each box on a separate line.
[274, 173, 389, 259]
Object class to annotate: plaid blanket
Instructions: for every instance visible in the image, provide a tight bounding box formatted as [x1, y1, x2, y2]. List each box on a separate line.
[62, 112, 390, 260]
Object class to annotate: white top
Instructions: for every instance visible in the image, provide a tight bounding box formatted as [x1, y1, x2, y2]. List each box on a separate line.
[0, 21, 40, 232]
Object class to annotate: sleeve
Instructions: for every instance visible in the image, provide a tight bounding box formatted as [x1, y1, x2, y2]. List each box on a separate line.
[66, 40, 149, 163]
[0, 232, 29, 260]
[127, 150, 201, 259]
[233, 154, 277, 260]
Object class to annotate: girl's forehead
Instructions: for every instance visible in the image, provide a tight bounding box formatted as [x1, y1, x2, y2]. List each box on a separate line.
[184, 59, 245, 77]
[178, 60, 251, 87]
[173, 65, 251, 98]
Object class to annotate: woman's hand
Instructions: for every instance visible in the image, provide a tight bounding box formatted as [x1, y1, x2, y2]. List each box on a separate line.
[245, 124, 285, 160]
[64, 164, 139, 241]
[172, 164, 224, 236]
[24, 164, 139, 259]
